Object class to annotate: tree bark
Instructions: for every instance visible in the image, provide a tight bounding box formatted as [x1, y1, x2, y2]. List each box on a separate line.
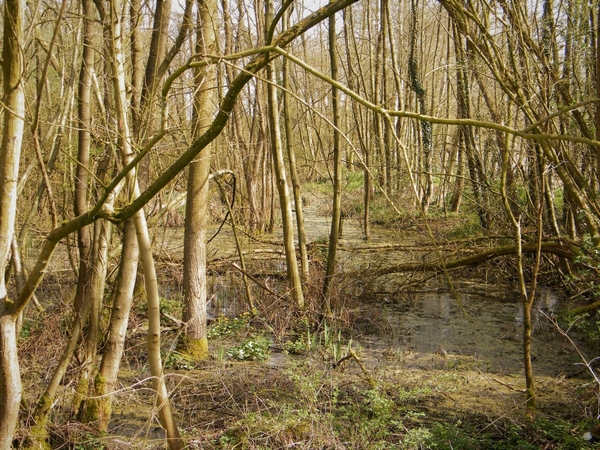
[322, 0, 343, 314]
[0, 0, 26, 444]
[265, 0, 305, 308]
[182, 0, 219, 360]
[94, 218, 139, 430]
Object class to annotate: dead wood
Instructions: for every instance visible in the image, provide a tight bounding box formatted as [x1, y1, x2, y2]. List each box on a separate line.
[365, 241, 575, 277]
[565, 300, 600, 316]
[231, 262, 285, 300]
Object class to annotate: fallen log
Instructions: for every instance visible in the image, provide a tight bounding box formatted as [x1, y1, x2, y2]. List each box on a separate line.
[366, 241, 576, 277]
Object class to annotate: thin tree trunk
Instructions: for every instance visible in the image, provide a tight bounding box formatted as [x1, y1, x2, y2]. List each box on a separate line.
[265, 0, 304, 308]
[33, 181, 122, 441]
[0, 0, 26, 444]
[137, 0, 172, 188]
[107, 0, 183, 444]
[596, 0, 600, 189]
[500, 118, 538, 415]
[282, 8, 309, 280]
[214, 173, 254, 310]
[343, 7, 370, 239]
[322, 0, 342, 314]
[453, 25, 488, 228]
[93, 218, 139, 431]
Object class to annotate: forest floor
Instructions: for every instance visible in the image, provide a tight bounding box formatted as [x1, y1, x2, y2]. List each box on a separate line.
[18, 191, 600, 449]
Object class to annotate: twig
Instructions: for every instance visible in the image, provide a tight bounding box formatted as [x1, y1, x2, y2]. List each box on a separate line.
[349, 349, 376, 388]
[491, 377, 526, 392]
[542, 310, 600, 417]
[231, 263, 285, 300]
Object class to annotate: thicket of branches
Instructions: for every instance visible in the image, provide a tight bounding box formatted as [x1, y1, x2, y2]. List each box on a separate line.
[1, 0, 600, 447]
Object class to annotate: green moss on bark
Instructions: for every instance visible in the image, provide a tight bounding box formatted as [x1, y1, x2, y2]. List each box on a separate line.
[94, 373, 113, 431]
[178, 336, 209, 361]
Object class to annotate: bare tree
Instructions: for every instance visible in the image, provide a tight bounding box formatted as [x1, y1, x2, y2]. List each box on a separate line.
[181, 0, 219, 360]
[322, 0, 343, 314]
[0, 0, 27, 445]
[266, 0, 305, 308]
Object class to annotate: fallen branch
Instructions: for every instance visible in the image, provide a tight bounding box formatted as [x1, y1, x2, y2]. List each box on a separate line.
[349, 349, 376, 388]
[491, 377, 526, 393]
[565, 300, 600, 316]
[231, 262, 285, 300]
[365, 241, 575, 277]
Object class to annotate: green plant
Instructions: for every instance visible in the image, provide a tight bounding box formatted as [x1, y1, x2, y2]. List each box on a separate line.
[283, 337, 309, 354]
[227, 336, 271, 361]
[136, 296, 182, 326]
[402, 427, 433, 449]
[73, 433, 106, 450]
[163, 351, 195, 370]
[207, 313, 250, 339]
[397, 386, 432, 403]
[19, 319, 34, 340]
[316, 321, 353, 361]
[425, 417, 595, 450]
[446, 213, 482, 239]
[213, 346, 227, 361]
[337, 386, 402, 447]
[285, 362, 324, 406]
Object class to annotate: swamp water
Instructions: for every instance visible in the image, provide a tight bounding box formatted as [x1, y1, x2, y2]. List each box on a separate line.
[200, 199, 590, 381]
[353, 285, 585, 378]
[203, 275, 588, 379]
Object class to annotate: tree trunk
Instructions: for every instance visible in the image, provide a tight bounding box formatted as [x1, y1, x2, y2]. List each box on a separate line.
[409, 0, 432, 213]
[265, 0, 304, 308]
[137, 0, 172, 188]
[0, 0, 26, 444]
[73, 217, 112, 419]
[181, 0, 219, 360]
[343, 7, 370, 240]
[94, 218, 139, 430]
[0, 317, 20, 450]
[323, 0, 343, 314]
[107, 0, 183, 444]
[282, 8, 309, 280]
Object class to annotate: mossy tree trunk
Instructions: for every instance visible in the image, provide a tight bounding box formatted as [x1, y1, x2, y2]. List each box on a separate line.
[409, 0, 433, 214]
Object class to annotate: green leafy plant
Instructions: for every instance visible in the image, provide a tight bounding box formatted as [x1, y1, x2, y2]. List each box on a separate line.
[227, 336, 271, 361]
[283, 337, 309, 354]
[208, 313, 250, 339]
[163, 351, 195, 370]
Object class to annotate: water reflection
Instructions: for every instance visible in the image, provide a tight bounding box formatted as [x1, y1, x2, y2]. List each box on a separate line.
[359, 286, 584, 376]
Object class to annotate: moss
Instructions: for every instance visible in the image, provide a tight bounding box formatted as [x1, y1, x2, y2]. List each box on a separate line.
[178, 336, 209, 361]
[22, 423, 52, 450]
[35, 394, 53, 417]
[72, 374, 89, 417]
[94, 373, 113, 431]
